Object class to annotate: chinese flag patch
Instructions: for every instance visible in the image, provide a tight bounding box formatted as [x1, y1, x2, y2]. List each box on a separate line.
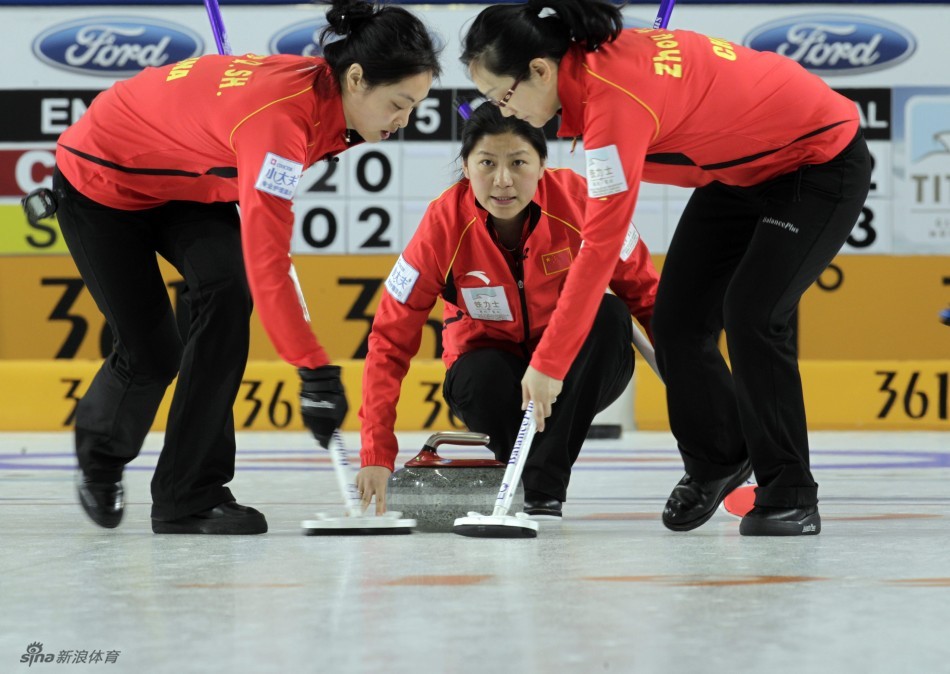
[542, 248, 573, 275]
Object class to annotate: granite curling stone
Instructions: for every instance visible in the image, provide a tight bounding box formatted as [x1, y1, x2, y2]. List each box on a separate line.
[386, 431, 525, 532]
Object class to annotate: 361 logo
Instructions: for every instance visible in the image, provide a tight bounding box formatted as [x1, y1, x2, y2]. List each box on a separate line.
[20, 643, 54, 666]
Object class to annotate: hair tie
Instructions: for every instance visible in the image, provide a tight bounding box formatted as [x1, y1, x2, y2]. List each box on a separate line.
[525, 0, 555, 18]
[328, 2, 375, 38]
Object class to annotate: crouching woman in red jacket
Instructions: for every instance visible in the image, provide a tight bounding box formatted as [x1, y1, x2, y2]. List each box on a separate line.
[357, 103, 658, 518]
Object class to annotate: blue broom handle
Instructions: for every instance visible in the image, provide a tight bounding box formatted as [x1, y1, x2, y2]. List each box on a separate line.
[653, 0, 676, 29]
[203, 0, 233, 56]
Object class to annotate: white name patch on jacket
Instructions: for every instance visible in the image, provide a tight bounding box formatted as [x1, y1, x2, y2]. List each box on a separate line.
[255, 152, 303, 200]
[585, 145, 628, 197]
[385, 255, 419, 304]
[461, 286, 514, 322]
[620, 217, 641, 261]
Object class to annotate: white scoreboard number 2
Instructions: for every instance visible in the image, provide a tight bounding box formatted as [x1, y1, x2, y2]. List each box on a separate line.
[291, 89, 458, 255]
[292, 146, 399, 254]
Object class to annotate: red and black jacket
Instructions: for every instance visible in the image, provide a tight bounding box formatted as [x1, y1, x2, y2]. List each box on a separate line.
[528, 28, 859, 382]
[359, 168, 658, 469]
[56, 53, 352, 369]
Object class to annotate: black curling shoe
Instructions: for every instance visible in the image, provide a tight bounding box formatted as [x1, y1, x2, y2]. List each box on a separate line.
[152, 501, 268, 535]
[77, 474, 124, 529]
[524, 497, 563, 520]
[740, 505, 821, 536]
[662, 459, 753, 532]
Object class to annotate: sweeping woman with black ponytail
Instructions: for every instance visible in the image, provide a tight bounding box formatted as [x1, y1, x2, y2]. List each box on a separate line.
[49, 0, 441, 535]
[462, 0, 871, 536]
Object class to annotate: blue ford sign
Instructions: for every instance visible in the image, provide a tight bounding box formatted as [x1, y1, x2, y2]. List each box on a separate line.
[270, 20, 329, 57]
[745, 15, 916, 76]
[33, 17, 204, 77]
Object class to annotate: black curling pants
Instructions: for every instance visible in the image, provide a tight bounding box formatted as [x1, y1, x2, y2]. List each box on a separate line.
[54, 169, 252, 520]
[651, 131, 872, 508]
[443, 294, 635, 502]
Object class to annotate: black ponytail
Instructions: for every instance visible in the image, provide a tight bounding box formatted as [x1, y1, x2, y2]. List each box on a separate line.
[320, 0, 442, 87]
[461, 0, 623, 79]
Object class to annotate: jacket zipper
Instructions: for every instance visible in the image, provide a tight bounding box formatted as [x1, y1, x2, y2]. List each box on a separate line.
[512, 253, 531, 360]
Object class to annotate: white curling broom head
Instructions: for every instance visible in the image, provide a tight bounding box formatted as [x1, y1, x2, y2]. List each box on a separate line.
[452, 511, 539, 538]
[302, 511, 416, 536]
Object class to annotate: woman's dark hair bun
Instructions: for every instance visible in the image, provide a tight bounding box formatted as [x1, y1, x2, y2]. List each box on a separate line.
[326, 0, 377, 36]
[320, 0, 442, 87]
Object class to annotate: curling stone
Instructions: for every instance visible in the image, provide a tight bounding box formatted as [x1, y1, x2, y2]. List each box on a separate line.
[386, 431, 524, 532]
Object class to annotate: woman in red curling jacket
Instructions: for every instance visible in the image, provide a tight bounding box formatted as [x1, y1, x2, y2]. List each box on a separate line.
[50, 0, 441, 535]
[356, 103, 658, 518]
[461, 0, 872, 536]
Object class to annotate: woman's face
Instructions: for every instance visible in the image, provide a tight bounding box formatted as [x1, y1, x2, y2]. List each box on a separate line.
[469, 58, 560, 129]
[342, 68, 433, 142]
[463, 131, 545, 225]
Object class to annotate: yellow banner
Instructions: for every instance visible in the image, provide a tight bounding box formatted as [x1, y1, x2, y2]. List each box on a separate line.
[0, 359, 460, 432]
[635, 360, 950, 431]
[798, 256, 950, 360]
[5, 357, 948, 432]
[1, 253, 946, 360]
[649, 254, 950, 360]
[0, 204, 69, 255]
[0, 255, 444, 361]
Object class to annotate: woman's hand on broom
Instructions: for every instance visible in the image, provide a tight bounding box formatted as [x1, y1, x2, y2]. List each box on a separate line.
[521, 366, 563, 432]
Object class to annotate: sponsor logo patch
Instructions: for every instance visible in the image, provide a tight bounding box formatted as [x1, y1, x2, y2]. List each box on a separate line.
[461, 286, 513, 322]
[585, 145, 628, 198]
[255, 152, 303, 200]
[385, 255, 419, 304]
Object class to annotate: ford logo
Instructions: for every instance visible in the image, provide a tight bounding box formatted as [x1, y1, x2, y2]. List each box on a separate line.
[744, 14, 916, 75]
[33, 16, 204, 77]
[270, 20, 330, 57]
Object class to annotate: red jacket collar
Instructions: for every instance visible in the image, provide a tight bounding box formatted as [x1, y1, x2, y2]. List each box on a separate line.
[556, 46, 587, 140]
